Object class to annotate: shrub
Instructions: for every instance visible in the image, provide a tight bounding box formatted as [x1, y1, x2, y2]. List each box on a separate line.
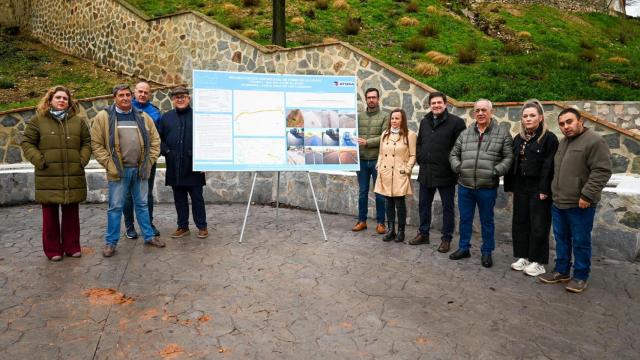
[406, 1, 419, 13]
[426, 5, 437, 14]
[223, 3, 239, 14]
[457, 42, 479, 64]
[404, 36, 426, 52]
[415, 62, 439, 76]
[426, 51, 453, 65]
[228, 17, 244, 30]
[579, 38, 594, 50]
[316, 0, 329, 10]
[206, 9, 216, 16]
[242, 29, 259, 39]
[398, 17, 419, 27]
[594, 80, 613, 90]
[579, 49, 597, 62]
[304, 9, 316, 19]
[502, 41, 523, 55]
[0, 78, 15, 89]
[242, 0, 260, 6]
[344, 16, 361, 35]
[333, 0, 349, 10]
[420, 23, 439, 37]
[608, 56, 630, 64]
[291, 16, 305, 26]
[193, 1, 205, 8]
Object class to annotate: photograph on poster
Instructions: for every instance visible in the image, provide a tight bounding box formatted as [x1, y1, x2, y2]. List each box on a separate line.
[287, 146, 305, 165]
[322, 128, 339, 146]
[305, 129, 323, 146]
[339, 149, 358, 164]
[339, 113, 356, 128]
[323, 147, 341, 164]
[305, 147, 324, 165]
[287, 128, 304, 146]
[286, 109, 304, 127]
[340, 129, 358, 147]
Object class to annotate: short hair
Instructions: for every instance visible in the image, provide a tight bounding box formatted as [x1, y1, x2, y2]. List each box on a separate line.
[112, 84, 131, 96]
[558, 107, 581, 121]
[364, 88, 379, 98]
[474, 98, 493, 111]
[428, 91, 447, 104]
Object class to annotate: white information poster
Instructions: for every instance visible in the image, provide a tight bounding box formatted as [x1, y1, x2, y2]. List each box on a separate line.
[192, 70, 359, 171]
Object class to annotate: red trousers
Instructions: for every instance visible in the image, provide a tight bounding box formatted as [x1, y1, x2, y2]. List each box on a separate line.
[42, 203, 81, 258]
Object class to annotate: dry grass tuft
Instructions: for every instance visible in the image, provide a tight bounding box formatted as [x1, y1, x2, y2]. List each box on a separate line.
[242, 29, 259, 39]
[517, 31, 531, 39]
[323, 37, 339, 43]
[333, 0, 350, 10]
[291, 16, 306, 26]
[608, 56, 630, 64]
[415, 62, 440, 76]
[426, 5, 437, 14]
[426, 51, 453, 66]
[223, 3, 239, 14]
[399, 17, 419, 27]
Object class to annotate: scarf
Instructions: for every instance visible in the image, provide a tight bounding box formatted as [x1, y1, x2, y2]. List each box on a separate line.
[390, 127, 400, 134]
[49, 108, 68, 121]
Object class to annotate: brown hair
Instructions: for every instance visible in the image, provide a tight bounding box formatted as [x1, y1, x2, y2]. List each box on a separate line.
[36, 85, 78, 117]
[519, 99, 547, 143]
[383, 108, 409, 144]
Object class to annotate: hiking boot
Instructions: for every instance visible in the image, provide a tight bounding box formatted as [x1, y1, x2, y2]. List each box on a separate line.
[376, 223, 386, 234]
[102, 245, 116, 258]
[565, 279, 588, 293]
[437, 239, 451, 253]
[538, 271, 571, 284]
[511, 258, 530, 271]
[395, 224, 405, 243]
[145, 237, 166, 248]
[125, 226, 138, 239]
[197, 228, 209, 239]
[352, 222, 367, 232]
[408, 233, 429, 245]
[524, 262, 546, 277]
[171, 228, 190, 238]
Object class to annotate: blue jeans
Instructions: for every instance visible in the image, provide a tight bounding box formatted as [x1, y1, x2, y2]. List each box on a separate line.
[457, 185, 497, 255]
[356, 159, 385, 223]
[123, 163, 156, 229]
[552, 205, 596, 281]
[418, 183, 456, 240]
[106, 167, 155, 245]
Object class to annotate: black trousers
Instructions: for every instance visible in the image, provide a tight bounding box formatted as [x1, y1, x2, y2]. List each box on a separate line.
[385, 196, 407, 227]
[512, 190, 551, 264]
[418, 183, 456, 240]
[172, 185, 207, 230]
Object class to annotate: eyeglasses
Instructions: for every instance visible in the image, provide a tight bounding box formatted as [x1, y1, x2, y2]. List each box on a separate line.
[172, 94, 188, 100]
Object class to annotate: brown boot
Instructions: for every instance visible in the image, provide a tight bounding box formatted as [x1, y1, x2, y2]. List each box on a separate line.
[352, 221, 367, 231]
[408, 233, 429, 245]
[437, 239, 451, 253]
[197, 228, 209, 239]
[171, 228, 190, 238]
[375, 223, 386, 234]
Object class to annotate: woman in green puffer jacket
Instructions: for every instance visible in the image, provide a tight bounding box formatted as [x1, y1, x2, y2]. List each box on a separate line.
[21, 85, 92, 261]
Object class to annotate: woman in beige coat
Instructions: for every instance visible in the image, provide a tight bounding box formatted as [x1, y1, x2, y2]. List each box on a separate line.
[374, 109, 417, 243]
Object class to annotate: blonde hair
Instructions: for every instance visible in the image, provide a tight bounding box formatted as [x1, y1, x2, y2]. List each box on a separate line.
[36, 85, 78, 117]
[519, 99, 547, 143]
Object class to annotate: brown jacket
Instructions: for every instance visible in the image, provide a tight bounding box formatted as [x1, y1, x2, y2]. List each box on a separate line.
[90, 105, 160, 181]
[552, 128, 612, 209]
[374, 130, 417, 197]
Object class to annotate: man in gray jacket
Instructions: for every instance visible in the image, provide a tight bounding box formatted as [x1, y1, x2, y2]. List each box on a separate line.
[448, 99, 513, 268]
[538, 108, 612, 293]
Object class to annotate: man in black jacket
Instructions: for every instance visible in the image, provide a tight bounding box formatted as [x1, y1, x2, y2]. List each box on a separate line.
[410, 92, 466, 252]
[157, 87, 209, 239]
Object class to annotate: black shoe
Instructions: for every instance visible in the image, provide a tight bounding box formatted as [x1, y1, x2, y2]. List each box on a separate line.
[395, 226, 405, 243]
[125, 226, 138, 239]
[151, 224, 160, 237]
[383, 222, 396, 242]
[449, 248, 470, 260]
[481, 253, 493, 268]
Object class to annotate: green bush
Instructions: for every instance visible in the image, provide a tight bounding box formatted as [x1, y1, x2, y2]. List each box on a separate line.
[420, 23, 439, 37]
[228, 17, 245, 30]
[0, 78, 15, 89]
[406, 1, 419, 13]
[315, 0, 328, 10]
[458, 42, 479, 64]
[343, 16, 361, 35]
[404, 36, 426, 52]
[502, 42, 523, 55]
[579, 49, 597, 62]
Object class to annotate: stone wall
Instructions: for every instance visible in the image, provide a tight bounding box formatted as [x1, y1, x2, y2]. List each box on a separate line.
[566, 101, 640, 133]
[0, 0, 30, 29]
[1, 166, 638, 262]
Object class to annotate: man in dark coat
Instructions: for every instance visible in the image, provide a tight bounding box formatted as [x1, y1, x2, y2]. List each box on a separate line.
[410, 92, 466, 253]
[157, 87, 209, 239]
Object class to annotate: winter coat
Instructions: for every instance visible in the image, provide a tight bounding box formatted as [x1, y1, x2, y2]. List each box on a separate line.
[21, 108, 92, 204]
[157, 106, 206, 187]
[416, 110, 466, 187]
[358, 106, 389, 161]
[504, 127, 558, 195]
[374, 130, 417, 197]
[449, 119, 514, 189]
[552, 128, 612, 209]
[90, 105, 160, 181]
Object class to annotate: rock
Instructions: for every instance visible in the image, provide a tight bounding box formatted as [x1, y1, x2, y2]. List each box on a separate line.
[620, 211, 640, 230]
[610, 153, 629, 173]
[623, 138, 640, 155]
[603, 133, 620, 149]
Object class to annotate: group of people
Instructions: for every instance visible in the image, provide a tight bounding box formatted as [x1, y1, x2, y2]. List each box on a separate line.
[21, 82, 209, 260]
[354, 87, 612, 293]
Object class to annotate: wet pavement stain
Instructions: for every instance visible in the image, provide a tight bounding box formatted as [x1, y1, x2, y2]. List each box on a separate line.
[159, 344, 184, 359]
[83, 288, 134, 305]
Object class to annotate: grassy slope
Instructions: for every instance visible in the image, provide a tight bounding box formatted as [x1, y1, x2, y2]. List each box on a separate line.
[126, 0, 640, 102]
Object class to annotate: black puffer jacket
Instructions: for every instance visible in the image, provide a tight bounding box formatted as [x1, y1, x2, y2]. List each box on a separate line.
[416, 110, 466, 187]
[504, 127, 559, 195]
[449, 120, 514, 189]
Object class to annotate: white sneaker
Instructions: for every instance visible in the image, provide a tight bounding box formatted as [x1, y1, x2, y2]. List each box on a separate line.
[524, 262, 546, 277]
[511, 258, 530, 271]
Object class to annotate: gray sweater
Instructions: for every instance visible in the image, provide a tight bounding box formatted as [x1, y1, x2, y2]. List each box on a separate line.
[449, 120, 514, 189]
[552, 128, 612, 209]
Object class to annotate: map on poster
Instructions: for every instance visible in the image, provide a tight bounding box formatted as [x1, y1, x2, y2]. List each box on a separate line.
[192, 70, 359, 171]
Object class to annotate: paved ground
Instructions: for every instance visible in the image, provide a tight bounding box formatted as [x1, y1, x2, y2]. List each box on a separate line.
[1, 203, 639, 359]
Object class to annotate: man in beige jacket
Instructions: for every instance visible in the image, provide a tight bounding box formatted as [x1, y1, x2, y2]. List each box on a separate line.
[91, 84, 164, 257]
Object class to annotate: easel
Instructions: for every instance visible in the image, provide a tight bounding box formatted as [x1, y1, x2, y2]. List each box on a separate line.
[239, 171, 328, 243]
